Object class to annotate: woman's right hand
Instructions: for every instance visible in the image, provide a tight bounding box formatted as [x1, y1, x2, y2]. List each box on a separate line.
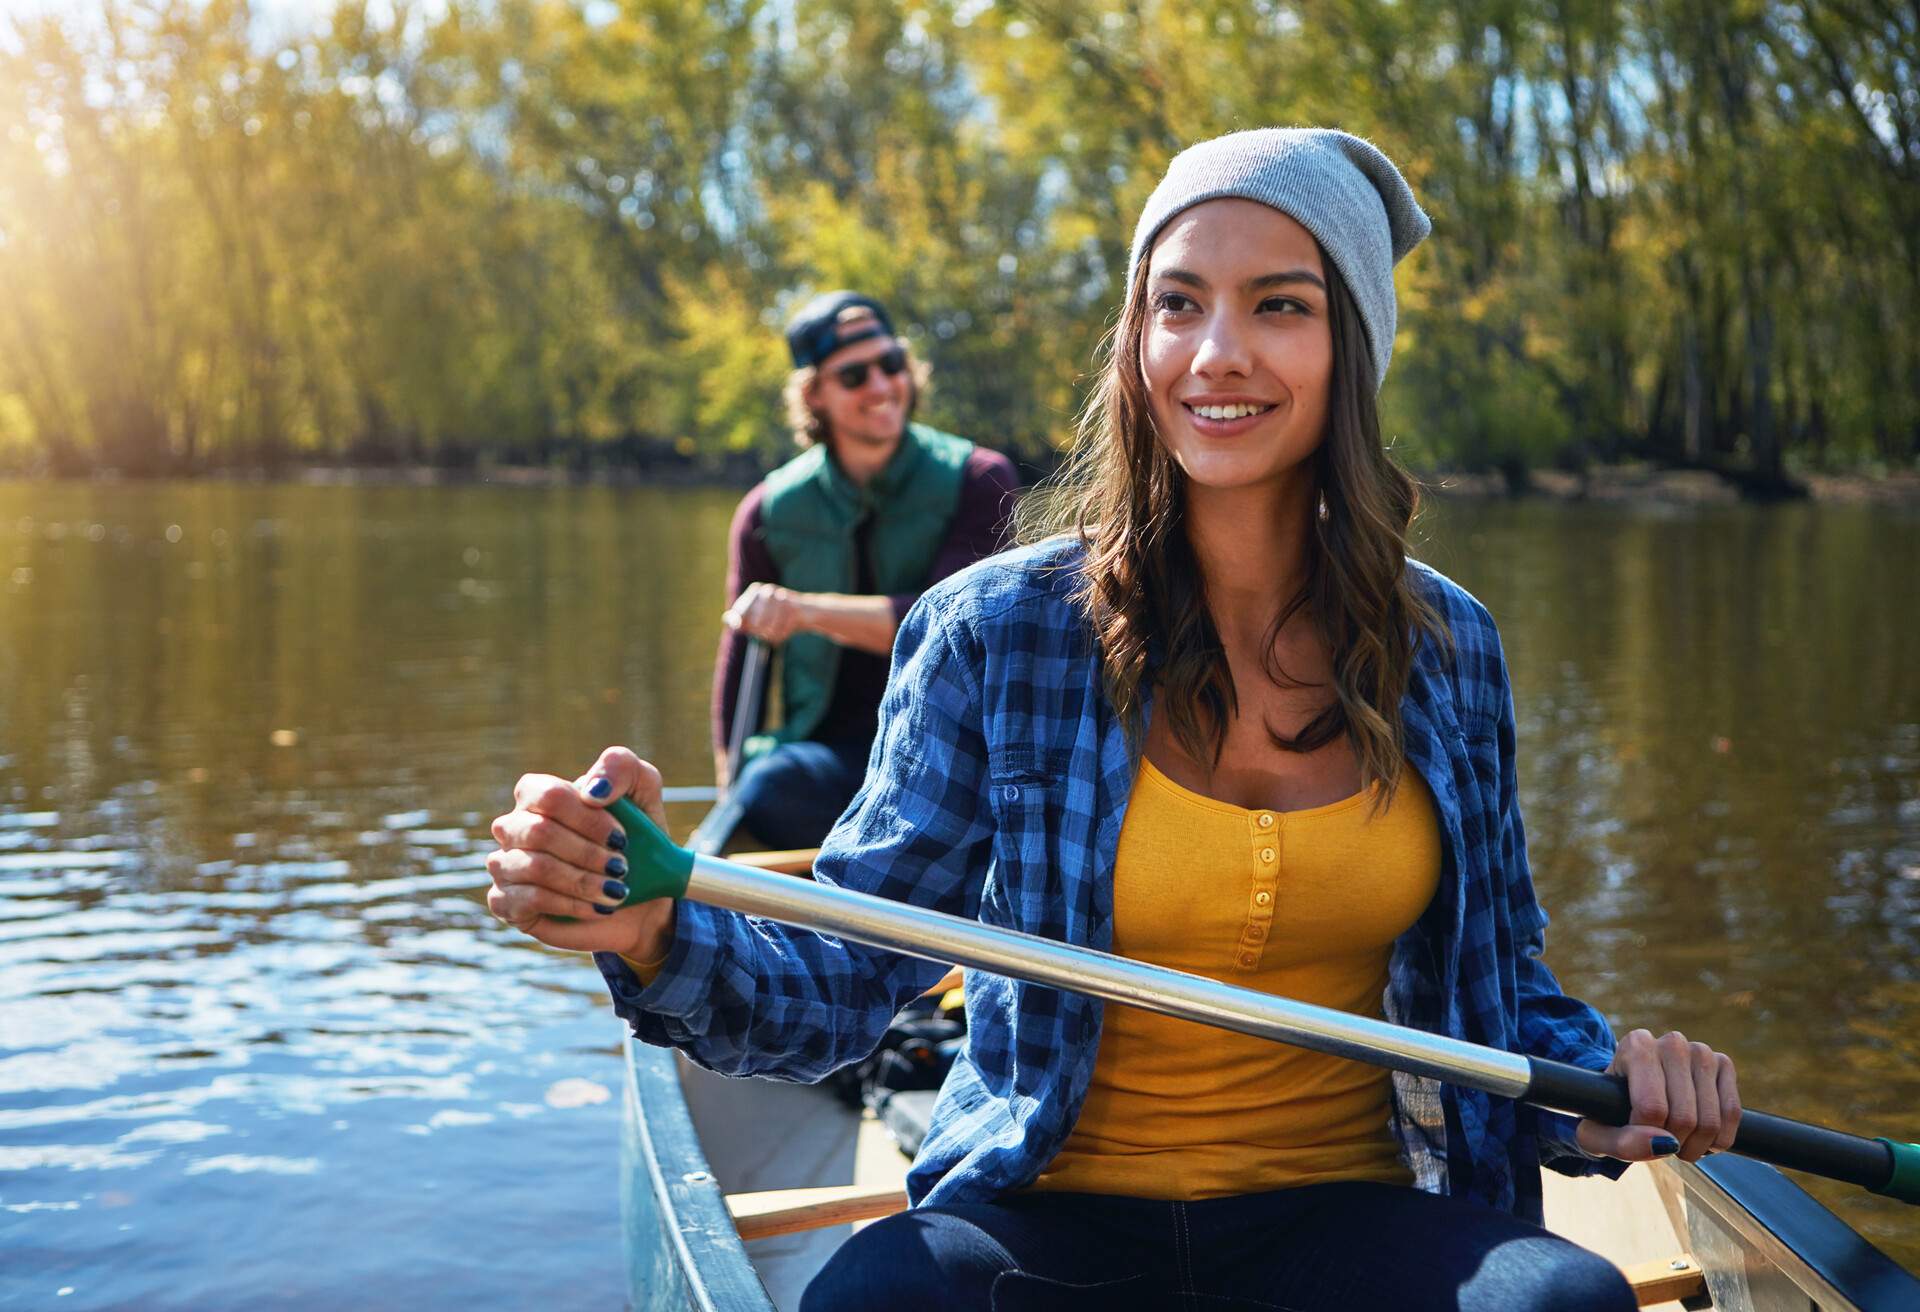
[487, 747, 677, 960]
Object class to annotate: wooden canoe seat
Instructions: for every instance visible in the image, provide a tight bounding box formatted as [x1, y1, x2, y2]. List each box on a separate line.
[1618, 1255, 1705, 1306]
[728, 848, 821, 875]
[726, 1184, 911, 1242]
[723, 1184, 1705, 1306]
[921, 966, 965, 998]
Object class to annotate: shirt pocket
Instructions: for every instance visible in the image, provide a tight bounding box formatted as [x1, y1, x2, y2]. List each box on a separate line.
[1456, 720, 1496, 801]
[1456, 719, 1514, 895]
[985, 744, 1071, 932]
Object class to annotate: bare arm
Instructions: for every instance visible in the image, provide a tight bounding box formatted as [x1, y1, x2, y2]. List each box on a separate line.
[726, 584, 898, 654]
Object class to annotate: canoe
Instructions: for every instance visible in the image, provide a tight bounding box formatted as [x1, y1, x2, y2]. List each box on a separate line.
[615, 858, 1920, 1311]
[622, 1039, 1920, 1311]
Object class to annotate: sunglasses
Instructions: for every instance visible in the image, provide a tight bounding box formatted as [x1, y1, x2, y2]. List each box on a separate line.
[829, 346, 908, 391]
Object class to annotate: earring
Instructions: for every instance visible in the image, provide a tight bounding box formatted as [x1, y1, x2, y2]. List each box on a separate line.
[1317, 491, 1330, 522]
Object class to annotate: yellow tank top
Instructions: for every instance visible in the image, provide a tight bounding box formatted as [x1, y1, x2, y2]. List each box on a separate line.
[1030, 758, 1441, 1200]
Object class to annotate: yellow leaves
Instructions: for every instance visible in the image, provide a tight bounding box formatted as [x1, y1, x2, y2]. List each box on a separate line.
[0, 394, 35, 452]
[663, 263, 790, 455]
[772, 180, 898, 296]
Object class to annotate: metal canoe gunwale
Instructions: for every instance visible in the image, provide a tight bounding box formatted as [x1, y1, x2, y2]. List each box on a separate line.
[1669, 1155, 1920, 1311]
[623, 1034, 774, 1312]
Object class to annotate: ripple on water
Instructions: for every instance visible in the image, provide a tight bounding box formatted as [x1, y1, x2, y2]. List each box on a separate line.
[0, 850, 136, 872]
[0, 1142, 162, 1172]
[183, 1154, 320, 1176]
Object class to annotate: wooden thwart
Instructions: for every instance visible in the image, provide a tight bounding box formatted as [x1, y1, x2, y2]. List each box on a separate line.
[1619, 1255, 1705, 1306]
[726, 1183, 911, 1243]
[726, 848, 820, 876]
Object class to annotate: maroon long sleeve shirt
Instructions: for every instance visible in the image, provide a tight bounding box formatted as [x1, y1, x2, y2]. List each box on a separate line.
[711, 446, 1021, 758]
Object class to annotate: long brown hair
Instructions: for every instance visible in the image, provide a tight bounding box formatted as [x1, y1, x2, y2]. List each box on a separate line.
[1018, 246, 1447, 805]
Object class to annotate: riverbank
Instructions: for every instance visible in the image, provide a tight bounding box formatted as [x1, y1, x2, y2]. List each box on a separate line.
[14, 460, 1918, 505]
[308, 460, 1920, 505]
[1425, 465, 1920, 505]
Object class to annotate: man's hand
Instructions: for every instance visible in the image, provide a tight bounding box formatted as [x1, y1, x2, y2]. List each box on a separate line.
[725, 582, 897, 654]
[725, 582, 811, 645]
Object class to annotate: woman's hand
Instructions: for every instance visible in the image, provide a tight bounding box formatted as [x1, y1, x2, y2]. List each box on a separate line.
[486, 747, 677, 960]
[1575, 1029, 1742, 1163]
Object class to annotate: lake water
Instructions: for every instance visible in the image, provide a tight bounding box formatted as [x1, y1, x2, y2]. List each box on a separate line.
[1, 478, 1915, 1305]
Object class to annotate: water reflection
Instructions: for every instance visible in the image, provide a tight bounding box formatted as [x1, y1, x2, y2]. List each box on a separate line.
[0, 480, 737, 1308]
[0, 481, 1915, 1304]
[1422, 498, 1920, 1251]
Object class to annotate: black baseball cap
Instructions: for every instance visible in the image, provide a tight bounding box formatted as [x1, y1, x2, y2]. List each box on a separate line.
[784, 291, 896, 368]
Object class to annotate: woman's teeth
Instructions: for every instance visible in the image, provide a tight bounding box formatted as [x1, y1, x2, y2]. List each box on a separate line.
[1189, 403, 1271, 421]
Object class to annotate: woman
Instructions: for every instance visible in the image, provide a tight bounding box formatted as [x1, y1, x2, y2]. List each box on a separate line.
[486, 129, 1740, 1311]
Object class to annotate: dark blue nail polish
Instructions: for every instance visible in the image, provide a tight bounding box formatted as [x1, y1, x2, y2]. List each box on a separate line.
[1651, 1135, 1680, 1157]
[587, 777, 613, 800]
[607, 827, 628, 852]
[605, 855, 628, 878]
[593, 903, 616, 916]
[603, 878, 629, 901]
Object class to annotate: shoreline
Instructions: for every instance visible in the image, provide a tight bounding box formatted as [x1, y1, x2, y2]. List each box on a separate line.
[1421, 465, 1920, 506]
[7, 461, 1918, 505]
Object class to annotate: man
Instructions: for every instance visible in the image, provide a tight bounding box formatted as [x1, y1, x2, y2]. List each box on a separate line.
[711, 290, 1019, 850]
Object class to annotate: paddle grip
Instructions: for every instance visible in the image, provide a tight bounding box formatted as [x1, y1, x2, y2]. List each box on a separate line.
[609, 796, 694, 905]
[1527, 1057, 1915, 1202]
[1879, 1139, 1920, 1205]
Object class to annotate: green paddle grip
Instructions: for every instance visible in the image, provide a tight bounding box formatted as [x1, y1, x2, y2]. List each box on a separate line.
[608, 796, 694, 905]
[1878, 1138, 1920, 1204]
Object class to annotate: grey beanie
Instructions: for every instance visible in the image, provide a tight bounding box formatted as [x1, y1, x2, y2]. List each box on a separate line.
[1128, 128, 1430, 389]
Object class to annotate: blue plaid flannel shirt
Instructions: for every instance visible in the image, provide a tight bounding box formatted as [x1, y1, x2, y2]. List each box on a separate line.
[598, 538, 1628, 1221]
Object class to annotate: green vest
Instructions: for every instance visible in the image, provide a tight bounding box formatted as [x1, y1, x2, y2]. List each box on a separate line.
[754, 423, 974, 753]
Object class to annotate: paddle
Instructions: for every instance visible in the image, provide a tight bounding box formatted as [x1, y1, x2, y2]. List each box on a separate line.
[685, 637, 769, 856]
[603, 795, 1920, 1205]
[661, 786, 721, 805]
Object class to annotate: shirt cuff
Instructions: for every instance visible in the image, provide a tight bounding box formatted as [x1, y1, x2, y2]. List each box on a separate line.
[593, 900, 728, 1022]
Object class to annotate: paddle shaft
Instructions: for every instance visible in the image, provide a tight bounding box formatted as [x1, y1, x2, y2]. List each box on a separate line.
[605, 798, 1919, 1203]
[687, 638, 770, 856]
[723, 638, 769, 788]
[661, 786, 720, 805]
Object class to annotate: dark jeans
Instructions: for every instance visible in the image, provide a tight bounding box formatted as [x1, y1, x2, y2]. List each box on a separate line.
[730, 738, 870, 851]
[800, 1180, 1636, 1312]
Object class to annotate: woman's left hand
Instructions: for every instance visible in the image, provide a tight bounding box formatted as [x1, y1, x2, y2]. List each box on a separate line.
[1575, 1028, 1742, 1163]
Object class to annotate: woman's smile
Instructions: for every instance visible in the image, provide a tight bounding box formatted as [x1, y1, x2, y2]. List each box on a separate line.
[1181, 394, 1281, 437]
